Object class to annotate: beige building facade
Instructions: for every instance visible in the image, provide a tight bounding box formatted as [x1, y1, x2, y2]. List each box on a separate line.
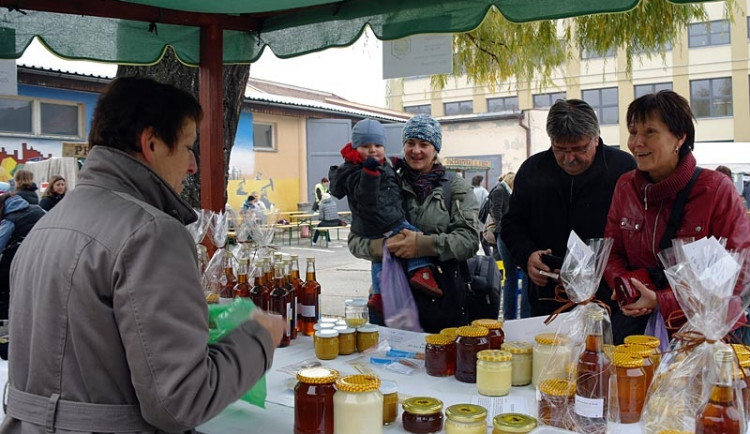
[386, 1, 750, 174]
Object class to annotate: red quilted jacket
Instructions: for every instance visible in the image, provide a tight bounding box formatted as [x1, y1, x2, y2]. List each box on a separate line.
[604, 152, 750, 324]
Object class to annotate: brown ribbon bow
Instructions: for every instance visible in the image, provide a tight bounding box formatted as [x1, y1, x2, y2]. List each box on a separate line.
[542, 284, 612, 325]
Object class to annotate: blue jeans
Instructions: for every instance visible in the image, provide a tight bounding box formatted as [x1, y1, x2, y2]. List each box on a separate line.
[371, 220, 431, 294]
[498, 237, 531, 320]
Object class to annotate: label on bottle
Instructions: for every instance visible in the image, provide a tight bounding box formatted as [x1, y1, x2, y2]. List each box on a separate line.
[574, 394, 604, 418]
[299, 304, 316, 318]
[292, 297, 298, 328]
[317, 294, 321, 321]
[285, 303, 291, 336]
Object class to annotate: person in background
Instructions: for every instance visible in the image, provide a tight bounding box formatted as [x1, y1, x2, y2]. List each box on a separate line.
[242, 194, 259, 211]
[312, 193, 344, 245]
[312, 177, 329, 212]
[347, 114, 479, 332]
[12, 169, 38, 205]
[39, 175, 66, 211]
[471, 175, 489, 206]
[1, 77, 284, 433]
[716, 165, 733, 179]
[251, 190, 267, 210]
[604, 91, 750, 342]
[330, 118, 441, 322]
[0, 193, 45, 360]
[502, 99, 636, 321]
[490, 172, 530, 320]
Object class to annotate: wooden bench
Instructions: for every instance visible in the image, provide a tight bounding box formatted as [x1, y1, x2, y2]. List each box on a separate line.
[311, 224, 350, 248]
[274, 223, 301, 245]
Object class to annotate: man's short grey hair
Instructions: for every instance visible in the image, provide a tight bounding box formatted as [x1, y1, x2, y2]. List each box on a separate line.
[546, 99, 600, 144]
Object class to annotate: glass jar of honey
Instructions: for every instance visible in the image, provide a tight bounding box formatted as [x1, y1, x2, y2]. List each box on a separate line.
[356, 324, 379, 352]
[502, 341, 533, 386]
[314, 329, 339, 360]
[476, 349, 513, 396]
[424, 333, 456, 377]
[402, 397, 443, 434]
[334, 374, 383, 434]
[532, 333, 569, 387]
[537, 378, 575, 430]
[344, 298, 368, 328]
[294, 367, 339, 434]
[472, 319, 504, 349]
[333, 326, 356, 355]
[455, 326, 490, 383]
[444, 404, 487, 434]
[735, 347, 750, 424]
[621, 343, 655, 388]
[492, 413, 538, 434]
[612, 352, 646, 424]
[380, 380, 398, 426]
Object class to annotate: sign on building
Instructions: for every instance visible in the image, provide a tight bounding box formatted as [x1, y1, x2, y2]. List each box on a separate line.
[62, 142, 89, 158]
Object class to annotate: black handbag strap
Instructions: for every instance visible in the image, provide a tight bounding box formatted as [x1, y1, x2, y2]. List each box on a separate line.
[658, 167, 702, 251]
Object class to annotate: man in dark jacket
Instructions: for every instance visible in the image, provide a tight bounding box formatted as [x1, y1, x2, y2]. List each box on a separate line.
[501, 99, 636, 318]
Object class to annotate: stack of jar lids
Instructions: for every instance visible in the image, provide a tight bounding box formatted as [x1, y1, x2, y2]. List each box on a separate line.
[335, 374, 380, 392]
[477, 349, 512, 362]
[457, 325, 489, 337]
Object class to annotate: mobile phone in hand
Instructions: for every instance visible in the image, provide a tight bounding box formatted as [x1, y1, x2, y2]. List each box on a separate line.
[541, 253, 563, 270]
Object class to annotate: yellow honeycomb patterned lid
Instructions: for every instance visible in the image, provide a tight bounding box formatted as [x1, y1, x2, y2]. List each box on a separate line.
[471, 319, 503, 330]
[622, 343, 655, 358]
[602, 344, 615, 359]
[502, 341, 532, 354]
[425, 333, 455, 345]
[538, 378, 575, 396]
[656, 431, 693, 434]
[736, 351, 750, 369]
[445, 404, 487, 423]
[492, 413, 538, 433]
[440, 327, 459, 339]
[624, 334, 660, 348]
[457, 325, 489, 338]
[335, 374, 381, 393]
[534, 333, 566, 345]
[477, 349, 512, 362]
[402, 397, 443, 415]
[612, 352, 645, 368]
[731, 344, 750, 355]
[296, 367, 340, 384]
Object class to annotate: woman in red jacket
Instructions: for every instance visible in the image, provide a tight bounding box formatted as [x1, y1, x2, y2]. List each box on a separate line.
[603, 90, 750, 343]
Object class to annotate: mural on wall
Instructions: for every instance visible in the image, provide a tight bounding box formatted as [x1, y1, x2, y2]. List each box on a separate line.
[226, 111, 299, 212]
[0, 142, 52, 182]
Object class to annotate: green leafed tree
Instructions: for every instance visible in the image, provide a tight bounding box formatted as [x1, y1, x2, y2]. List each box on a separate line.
[433, 0, 735, 91]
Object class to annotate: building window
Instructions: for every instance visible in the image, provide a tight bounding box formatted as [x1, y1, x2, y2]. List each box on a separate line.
[404, 104, 431, 115]
[0, 96, 82, 138]
[688, 20, 730, 48]
[634, 41, 672, 56]
[533, 92, 566, 108]
[634, 82, 673, 99]
[487, 96, 519, 113]
[443, 100, 473, 116]
[580, 47, 616, 60]
[582, 87, 619, 125]
[253, 123, 275, 150]
[690, 77, 733, 118]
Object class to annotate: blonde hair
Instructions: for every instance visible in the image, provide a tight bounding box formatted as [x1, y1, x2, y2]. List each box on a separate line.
[501, 172, 516, 189]
[14, 169, 34, 190]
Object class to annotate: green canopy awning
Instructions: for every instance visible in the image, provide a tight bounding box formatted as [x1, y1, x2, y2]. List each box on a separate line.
[0, 0, 718, 65]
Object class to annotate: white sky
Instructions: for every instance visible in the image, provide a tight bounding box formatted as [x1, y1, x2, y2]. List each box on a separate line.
[17, 29, 387, 108]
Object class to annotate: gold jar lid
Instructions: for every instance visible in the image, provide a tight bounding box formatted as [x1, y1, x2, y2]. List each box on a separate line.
[624, 334, 660, 348]
[402, 397, 443, 415]
[471, 319, 503, 330]
[502, 341, 532, 354]
[457, 325, 489, 338]
[445, 404, 487, 423]
[335, 374, 380, 393]
[440, 327, 459, 339]
[613, 352, 644, 368]
[492, 413, 538, 433]
[297, 367, 340, 384]
[538, 378, 575, 397]
[477, 349, 512, 362]
[534, 333, 565, 345]
[736, 351, 750, 369]
[425, 333, 455, 345]
[732, 344, 750, 355]
[622, 343, 654, 358]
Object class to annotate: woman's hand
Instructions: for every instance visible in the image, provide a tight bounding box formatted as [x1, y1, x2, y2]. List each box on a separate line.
[387, 229, 419, 259]
[621, 278, 658, 317]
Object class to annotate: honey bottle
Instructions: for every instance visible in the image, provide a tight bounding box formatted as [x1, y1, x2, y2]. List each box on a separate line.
[269, 264, 291, 347]
[219, 250, 237, 303]
[282, 259, 298, 340]
[574, 308, 611, 434]
[289, 255, 304, 333]
[300, 257, 321, 336]
[696, 347, 744, 434]
[249, 259, 270, 311]
[233, 258, 251, 298]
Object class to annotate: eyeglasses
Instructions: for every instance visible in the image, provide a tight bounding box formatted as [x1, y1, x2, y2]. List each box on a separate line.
[551, 139, 595, 155]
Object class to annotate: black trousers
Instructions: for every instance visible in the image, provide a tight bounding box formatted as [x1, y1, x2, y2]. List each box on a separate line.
[312, 219, 342, 243]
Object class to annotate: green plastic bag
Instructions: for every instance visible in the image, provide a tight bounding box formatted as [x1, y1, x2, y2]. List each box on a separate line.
[207, 298, 267, 408]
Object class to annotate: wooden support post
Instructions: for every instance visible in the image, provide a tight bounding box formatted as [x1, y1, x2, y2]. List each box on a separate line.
[199, 24, 225, 212]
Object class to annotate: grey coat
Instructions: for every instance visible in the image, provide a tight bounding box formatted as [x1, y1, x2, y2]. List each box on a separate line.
[1, 146, 275, 433]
